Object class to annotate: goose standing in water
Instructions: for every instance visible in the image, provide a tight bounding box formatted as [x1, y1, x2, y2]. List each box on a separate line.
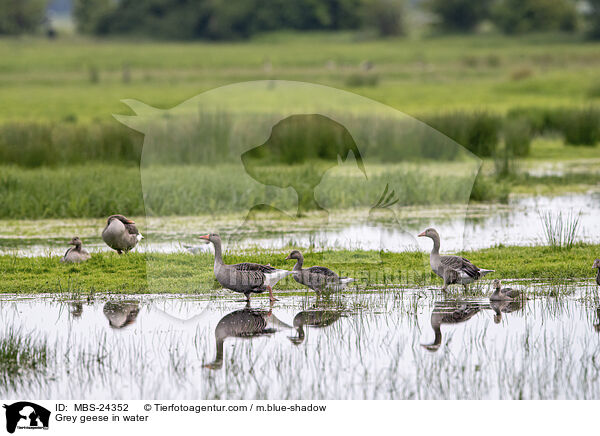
[418, 228, 494, 291]
[102, 214, 143, 254]
[285, 250, 354, 298]
[200, 233, 291, 302]
[490, 279, 523, 301]
[204, 307, 291, 369]
[593, 259, 600, 286]
[61, 237, 91, 263]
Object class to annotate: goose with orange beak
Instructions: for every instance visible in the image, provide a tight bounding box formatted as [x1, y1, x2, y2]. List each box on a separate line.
[200, 233, 291, 303]
[418, 227, 494, 291]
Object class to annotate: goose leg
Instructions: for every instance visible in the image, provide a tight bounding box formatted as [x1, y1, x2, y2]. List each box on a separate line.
[267, 286, 278, 302]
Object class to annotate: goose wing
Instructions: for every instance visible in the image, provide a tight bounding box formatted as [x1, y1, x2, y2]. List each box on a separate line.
[503, 288, 521, 299]
[233, 262, 276, 273]
[440, 255, 480, 279]
[231, 262, 277, 288]
[305, 266, 337, 277]
[125, 222, 140, 236]
[61, 247, 73, 261]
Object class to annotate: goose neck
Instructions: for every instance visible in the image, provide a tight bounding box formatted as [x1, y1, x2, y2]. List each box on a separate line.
[293, 256, 304, 271]
[430, 235, 440, 255]
[212, 239, 224, 266]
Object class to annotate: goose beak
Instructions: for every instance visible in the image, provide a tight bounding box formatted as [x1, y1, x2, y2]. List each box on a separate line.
[199, 234, 210, 240]
[127, 219, 135, 224]
[285, 255, 291, 260]
[418, 231, 426, 237]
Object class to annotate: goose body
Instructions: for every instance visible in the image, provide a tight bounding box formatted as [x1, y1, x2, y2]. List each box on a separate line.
[102, 214, 143, 254]
[489, 279, 523, 301]
[200, 233, 291, 302]
[61, 237, 91, 263]
[593, 259, 600, 286]
[285, 250, 354, 296]
[205, 307, 291, 369]
[418, 228, 494, 291]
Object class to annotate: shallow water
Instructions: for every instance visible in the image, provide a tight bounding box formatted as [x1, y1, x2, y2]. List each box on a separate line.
[2, 283, 600, 400]
[1, 192, 598, 257]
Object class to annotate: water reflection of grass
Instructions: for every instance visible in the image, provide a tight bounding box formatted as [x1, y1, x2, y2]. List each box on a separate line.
[1, 243, 598, 294]
[0, 327, 48, 392]
[2, 290, 600, 399]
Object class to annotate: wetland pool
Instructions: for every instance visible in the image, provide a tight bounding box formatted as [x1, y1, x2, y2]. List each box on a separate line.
[1, 192, 598, 257]
[2, 282, 600, 400]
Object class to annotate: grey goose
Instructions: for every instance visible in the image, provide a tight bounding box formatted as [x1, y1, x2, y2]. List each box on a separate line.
[61, 236, 91, 263]
[102, 214, 143, 254]
[285, 250, 354, 298]
[593, 259, 600, 286]
[200, 233, 291, 302]
[418, 228, 494, 291]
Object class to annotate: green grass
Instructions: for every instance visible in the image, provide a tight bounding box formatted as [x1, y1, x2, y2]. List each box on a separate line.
[2, 33, 600, 121]
[1, 244, 597, 294]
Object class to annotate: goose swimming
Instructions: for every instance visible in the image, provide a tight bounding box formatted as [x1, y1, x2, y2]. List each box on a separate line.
[102, 214, 143, 254]
[61, 236, 91, 263]
[200, 233, 291, 302]
[418, 228, 494, 291]
[285, 250, 354, 297]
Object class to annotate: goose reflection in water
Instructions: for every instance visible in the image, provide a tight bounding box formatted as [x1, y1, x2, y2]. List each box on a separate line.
[490, 299, 524, 324]
[288, 308, 344, 345]
[204, 307, 291, 370]
[593, 307, 600, 333]
[421, 300, 488, 352]
[69, 301, 83, 318]
[103, 301, 140, 329]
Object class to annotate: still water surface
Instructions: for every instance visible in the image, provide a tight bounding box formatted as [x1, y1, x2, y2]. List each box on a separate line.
[2, 284, 600, 400]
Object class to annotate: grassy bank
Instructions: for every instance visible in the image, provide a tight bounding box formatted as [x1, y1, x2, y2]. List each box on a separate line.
[1, 244, 597, 294]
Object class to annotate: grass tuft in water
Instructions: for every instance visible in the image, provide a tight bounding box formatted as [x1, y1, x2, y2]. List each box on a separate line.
[539, 210, 582, 250]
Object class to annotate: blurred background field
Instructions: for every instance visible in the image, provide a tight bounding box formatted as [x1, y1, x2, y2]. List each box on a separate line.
[1, 0, 600, 219]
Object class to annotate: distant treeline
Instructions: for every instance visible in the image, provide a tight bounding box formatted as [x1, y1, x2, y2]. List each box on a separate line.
[4, 0, 600, 40]
[0, 107, 598, 167]
[72, 0, 403, 39]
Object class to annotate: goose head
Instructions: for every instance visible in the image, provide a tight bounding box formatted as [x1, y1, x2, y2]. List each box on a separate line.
[285, 250, 303, 261]
[69, 236, 83, 247]
[199, 233, 221, 245]
[492, 279, 502, 290]
[593, 259, 600, 269]
[418, 228, 439, 240]
[107, 214, 135, 225]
